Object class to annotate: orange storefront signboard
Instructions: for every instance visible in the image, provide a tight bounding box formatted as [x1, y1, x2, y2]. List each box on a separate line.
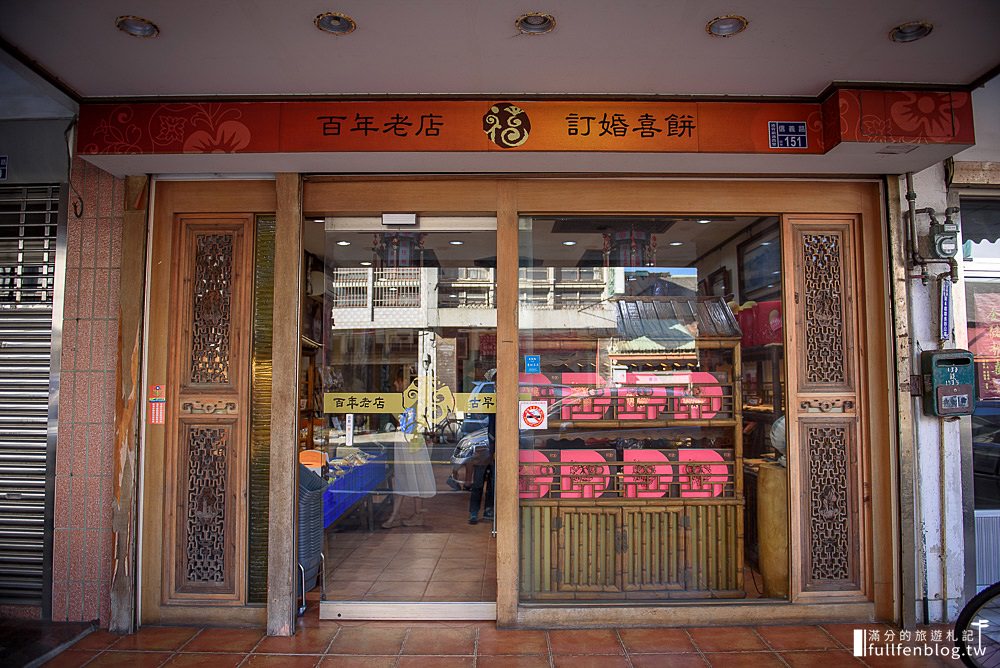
[76, 89, 973, 156]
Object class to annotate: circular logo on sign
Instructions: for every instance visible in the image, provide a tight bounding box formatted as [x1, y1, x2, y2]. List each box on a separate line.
[522, 403, 545, 428]
[483, 102, 531, 149]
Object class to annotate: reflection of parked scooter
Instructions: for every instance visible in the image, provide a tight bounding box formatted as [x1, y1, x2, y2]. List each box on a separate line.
[446, 428, 493, 491]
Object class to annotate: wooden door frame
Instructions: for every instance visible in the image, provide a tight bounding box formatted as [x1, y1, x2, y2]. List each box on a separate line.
[140, 176, 897, 631]
[141, 180, 275, 626]
[303, 176, 897, 628]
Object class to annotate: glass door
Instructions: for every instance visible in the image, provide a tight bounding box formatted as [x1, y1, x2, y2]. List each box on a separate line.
[304, 216, 498, 614]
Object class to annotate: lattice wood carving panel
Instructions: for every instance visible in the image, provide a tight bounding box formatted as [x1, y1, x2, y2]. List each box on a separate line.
[800, 420, 858, 590]
[165, 217, 251, 605]
[176, 422, 236, 594]
[797, 230, 854, 393]
[189, 233, 235, 385]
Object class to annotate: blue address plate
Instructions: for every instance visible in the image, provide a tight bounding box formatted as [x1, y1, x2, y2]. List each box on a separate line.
[768, 121, 808, 149]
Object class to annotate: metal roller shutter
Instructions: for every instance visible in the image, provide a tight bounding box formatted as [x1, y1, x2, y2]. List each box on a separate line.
[0, 185, 58, 606]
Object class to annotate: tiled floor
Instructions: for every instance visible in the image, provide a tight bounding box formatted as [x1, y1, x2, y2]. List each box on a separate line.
[324, 463, 497, 603]
[44, 612, 966, 667]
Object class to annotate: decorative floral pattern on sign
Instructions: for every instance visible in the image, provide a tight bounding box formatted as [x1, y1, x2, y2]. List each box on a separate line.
[889, 92, 955, 137]
[156, 115, 188, 144]
[88, 107, 143, 154]
[833, 89, 971, 145]
[81, 103, 255, 154]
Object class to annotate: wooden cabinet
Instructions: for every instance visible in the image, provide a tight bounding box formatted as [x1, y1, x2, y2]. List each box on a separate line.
[520, 501, 743, 600]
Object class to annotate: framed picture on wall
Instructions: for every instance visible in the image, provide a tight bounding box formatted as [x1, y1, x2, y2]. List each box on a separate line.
[707, 267, 732, 301]
[737, 224, 781, 302]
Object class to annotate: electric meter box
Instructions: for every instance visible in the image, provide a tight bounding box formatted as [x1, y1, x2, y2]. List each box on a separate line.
[920, 350, 976, 417]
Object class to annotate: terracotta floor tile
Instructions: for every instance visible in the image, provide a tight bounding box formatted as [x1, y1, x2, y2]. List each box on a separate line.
[377, 567, 436, 582]
[549, 629, 624, 655]
[703, 651, 785, 667]
[41, 649, 100, 668]
[181, 627, 264, 653]
[112, 626, 201, 651]
[396, 657, 473, 668]
[391, 550, 444, 562]
[297, 609, 329, 629]
[820, 624, 893, 649]
[688, 627, 768, 653]
[475, 627, 548, 655]
[619, 628, 696, 653]
[163, 653, 247, 667]
[254, 626, 337, 654]
[319, 657, 397, 668]
[331, 567, 385, 581]
[552, 655, 630, 668]
[243, 654, 322, 668]
[780, 650, 865, 667]
[756, 625, 840, 651]
[437, 556, 488, 568]
[422, 580, 484, 601]
[477, 656, 550, 668]
[324, 580, 376, 600]
[327, 626, 407, 655]
[630, 654, 709, 668]
[363, 581, 428, 600]
[343, 556, 394, 568]
[430, 563, 487, 582]
[405, 534, 451, 547]
[69, 630, 122, 651]
[387, 556, 440, 569]
[362, 535, 409, 547]
[86, 651, 175, 667]
[402, 626, 476, 655]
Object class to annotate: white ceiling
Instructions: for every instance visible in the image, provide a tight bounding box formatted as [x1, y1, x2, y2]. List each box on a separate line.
[0, 0, 998, 104]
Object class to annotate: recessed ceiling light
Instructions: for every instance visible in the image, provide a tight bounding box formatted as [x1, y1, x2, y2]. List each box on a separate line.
[889, 21, 933, 43]
[315, 12, 356, 35]
[562, 241, 577, 246]
[516, 12, 556, 35]
[115, 15, 159, 38]
[706, 15, 748, 38]
[761, 242, 771, 246]
[312, 218, 324, 223]
[697, 219, 711, 224]
[449, 294, 458, 298]
[669, 242, 684, 246]
[336, 240, 351, 246]
[360, 261, 372, 266]
[449, 240, 464, 245]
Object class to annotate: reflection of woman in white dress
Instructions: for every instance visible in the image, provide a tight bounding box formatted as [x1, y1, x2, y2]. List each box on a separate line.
[382, 412, 436, 528]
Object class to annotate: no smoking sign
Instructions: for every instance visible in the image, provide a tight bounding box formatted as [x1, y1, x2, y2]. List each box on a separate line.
[519, 400, 548, 430]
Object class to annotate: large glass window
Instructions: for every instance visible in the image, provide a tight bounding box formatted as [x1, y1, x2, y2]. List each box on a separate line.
[300, 217, 498, 603]
[517, 216, 788, 601]
[962, 197, 1000, 592]
[964, 198, 1000, 509]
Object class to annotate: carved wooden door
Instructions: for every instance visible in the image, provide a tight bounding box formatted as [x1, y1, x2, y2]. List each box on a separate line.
[163, 215, 253, 605]
[784, 216, 865, 599]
